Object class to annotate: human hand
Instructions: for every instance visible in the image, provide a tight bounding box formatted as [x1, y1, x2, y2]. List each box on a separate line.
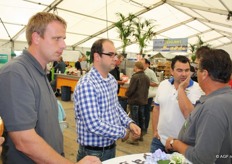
[121, 80, 126, 85]
[129, 123, 141, 139]
[165, 137, 174, 152]
[122, 78, 129, 82]
[121, 129, 130, 142]
[153, 130, 160, 140]
[76, 156, 101, 164]
[121, 76, 129, 83]
[179, 75, 191, 90]
[130, 132, 140, 140]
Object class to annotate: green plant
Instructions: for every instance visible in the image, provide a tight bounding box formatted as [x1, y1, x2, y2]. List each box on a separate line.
[85, 51, 92, 64]
[189, 36, 209, 62]
[132, 17, 156, 55]
[114, 13, 136, 57]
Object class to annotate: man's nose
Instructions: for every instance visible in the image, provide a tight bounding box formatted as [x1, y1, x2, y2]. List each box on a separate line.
[60, 39, 66, 49]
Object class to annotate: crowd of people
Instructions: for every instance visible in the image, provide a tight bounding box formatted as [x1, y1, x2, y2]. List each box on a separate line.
[0, 11, 231, 164]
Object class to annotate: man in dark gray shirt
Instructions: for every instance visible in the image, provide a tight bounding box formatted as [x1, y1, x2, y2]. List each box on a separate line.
[0, 12, 100, 164]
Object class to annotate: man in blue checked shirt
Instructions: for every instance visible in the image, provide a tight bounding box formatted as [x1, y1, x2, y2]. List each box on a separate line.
[74, 38, 141, 162]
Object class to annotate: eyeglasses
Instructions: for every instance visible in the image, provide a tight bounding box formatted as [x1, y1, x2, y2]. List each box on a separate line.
[101, 52, 117, 58]
[195, 66, 202, 72]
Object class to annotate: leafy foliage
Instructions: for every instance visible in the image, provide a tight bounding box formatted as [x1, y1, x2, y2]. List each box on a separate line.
[114, 13, 136, 57]
[132, 17, 156, 55]
[114, 13, 156, 56]
[189, 36, 210, 62]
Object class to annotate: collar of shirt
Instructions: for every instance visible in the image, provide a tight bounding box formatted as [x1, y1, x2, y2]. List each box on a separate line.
[168, 77, 194, 88]
[198, 86, 231, 104]
[90, 66, 114, 83]
[23, 50, 47, 76]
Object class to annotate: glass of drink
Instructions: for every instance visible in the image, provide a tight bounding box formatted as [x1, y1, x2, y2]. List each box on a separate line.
[0, 117, 4, 136]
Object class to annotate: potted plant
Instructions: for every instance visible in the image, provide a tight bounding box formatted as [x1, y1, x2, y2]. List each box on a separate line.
[114, 13, 136, 57]
[132, 17, 156, 56]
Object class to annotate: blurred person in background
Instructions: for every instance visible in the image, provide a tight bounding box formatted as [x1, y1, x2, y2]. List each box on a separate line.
[126, 61, 150, 145]
[54, 56, 66, 73]
[46, 62, 53, 82]
[140, 58, 159, 134]
[75, 56, 82, 71]
[110, 54, 128, 112]
[110, 54, 126, 94]
[228, 77, 232, 88]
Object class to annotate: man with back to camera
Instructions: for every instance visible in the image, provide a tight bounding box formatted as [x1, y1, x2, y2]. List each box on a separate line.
[150, 55, 204, 153]
[140, 58, 159, 134]
[74, 38, 141, 162]
[0, 12, 100, 164]
[165, 47, 232, 164]
[125, 61, 150, 145]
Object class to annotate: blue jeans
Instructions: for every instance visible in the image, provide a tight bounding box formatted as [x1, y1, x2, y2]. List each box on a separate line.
[129, 105, 145, 132]
[150, 137, 176, 154]
[144, 98, 153, 131]
[118, 96, 128, 112]
[150, 137, 165, 153]
[77, 145, 116, 162]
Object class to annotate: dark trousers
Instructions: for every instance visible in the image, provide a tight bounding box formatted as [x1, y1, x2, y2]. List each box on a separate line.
[77, 145, 116, 162]
[118, 96, 128, 112]
[150, 137, 175, 154]
[129, 104, 145, 133]
[144, 98, 153, 132]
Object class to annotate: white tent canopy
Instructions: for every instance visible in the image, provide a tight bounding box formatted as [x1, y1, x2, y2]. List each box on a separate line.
[0, 0, 232, 58]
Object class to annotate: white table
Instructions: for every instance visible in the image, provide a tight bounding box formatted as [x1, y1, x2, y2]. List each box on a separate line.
[102, 153, 150, 164]
[102, 153, 192, 164]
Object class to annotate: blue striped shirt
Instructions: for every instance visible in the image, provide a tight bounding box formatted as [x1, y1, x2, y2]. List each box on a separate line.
[74, 67, 133, 147]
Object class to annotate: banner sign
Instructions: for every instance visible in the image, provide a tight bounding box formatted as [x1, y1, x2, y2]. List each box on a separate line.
[0, 54, 8, 63]
[153, 38, 188, 52]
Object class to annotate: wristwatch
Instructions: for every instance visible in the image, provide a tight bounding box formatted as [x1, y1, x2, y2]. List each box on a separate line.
[170, 139, 176, 148]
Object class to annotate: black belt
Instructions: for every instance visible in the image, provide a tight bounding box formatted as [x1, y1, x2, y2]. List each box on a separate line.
[83, 143, 116, 151]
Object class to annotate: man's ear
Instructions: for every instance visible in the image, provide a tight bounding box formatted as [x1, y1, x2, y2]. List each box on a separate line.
[94, 53, 100, 62]
[31, 32, 40, 44]
[202, 69, 208, 80]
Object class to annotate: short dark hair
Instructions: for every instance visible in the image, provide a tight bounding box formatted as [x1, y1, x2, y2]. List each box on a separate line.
[197, 48, 232, 83]
[144, 58, 150, 65]
[190, 65, 195, 72]
[196, 46, 210, 59]
[171, 55, 190, 69]
[90, 38, 113, 62]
